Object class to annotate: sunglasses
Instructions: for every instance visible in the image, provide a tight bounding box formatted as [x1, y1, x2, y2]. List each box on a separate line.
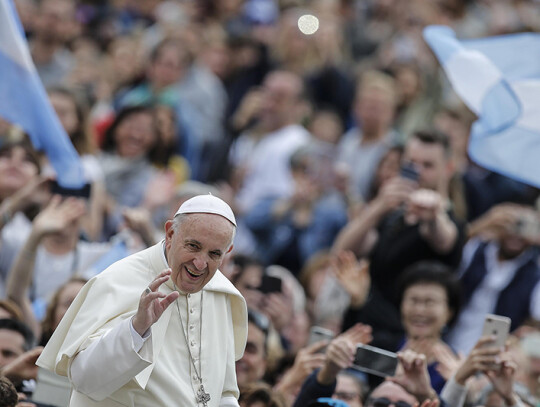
[368, 397, 413, 407]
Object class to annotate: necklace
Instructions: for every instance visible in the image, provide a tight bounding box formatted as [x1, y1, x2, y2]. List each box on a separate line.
[173, 285, 211, 407]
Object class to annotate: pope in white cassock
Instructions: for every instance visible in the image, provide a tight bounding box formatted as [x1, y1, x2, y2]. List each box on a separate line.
[37, 195, 248, 407]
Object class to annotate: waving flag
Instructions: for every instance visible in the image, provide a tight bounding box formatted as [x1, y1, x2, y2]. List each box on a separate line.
[0, 0, 85, 188]
[423, 26, 540, 188]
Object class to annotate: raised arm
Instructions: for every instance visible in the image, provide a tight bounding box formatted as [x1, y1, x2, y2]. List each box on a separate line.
[333, 177, 414, 257]
[5, 196, 86, 337]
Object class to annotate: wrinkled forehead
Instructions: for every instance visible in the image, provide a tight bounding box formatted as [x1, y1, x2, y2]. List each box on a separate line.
[177, 213, 235, 246]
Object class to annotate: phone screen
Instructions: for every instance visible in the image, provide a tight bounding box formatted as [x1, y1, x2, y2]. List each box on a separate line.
[353, 344, 398, 377]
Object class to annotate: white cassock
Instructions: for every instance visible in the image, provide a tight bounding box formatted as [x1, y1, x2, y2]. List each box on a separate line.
[37, 242, 248, 407]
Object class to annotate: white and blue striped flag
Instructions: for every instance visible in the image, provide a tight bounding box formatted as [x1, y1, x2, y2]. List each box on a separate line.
[423, 26, 540, 188]
[0, 0, 85, 188]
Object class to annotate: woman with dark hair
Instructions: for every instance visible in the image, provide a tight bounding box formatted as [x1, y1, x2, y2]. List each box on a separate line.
[39, 277, 87, 346]
[396, 261, 462, 393]
[98, 105, 162, 237]
[48, 86, 106, 241]
[336, 260, 462, 394]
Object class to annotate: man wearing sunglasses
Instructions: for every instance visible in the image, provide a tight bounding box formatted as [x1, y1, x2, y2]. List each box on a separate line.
[365, 381, 417, 407]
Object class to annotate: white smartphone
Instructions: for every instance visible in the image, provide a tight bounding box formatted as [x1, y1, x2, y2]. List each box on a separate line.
[308, 326, 334, 346]
[482, 314, 511, 348]
[352, 344, 398, 377]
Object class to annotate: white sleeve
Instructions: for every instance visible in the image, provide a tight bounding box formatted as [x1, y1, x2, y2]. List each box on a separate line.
[440, 376, 467, 407]
[69, 318, 153, 401]
[529, 282, 540, 320]
[458, 238, 482, 277]
[220, 396, 240, 407]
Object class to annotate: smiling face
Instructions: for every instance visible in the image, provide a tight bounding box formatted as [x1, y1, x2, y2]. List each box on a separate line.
[235, 321, 267, 388]
[0, 145, 39, 199]
[403, 138, 452, 193]
[165, 213, 234, 293]
[114, 111, 156, 158]
[401, 283, 451, 340]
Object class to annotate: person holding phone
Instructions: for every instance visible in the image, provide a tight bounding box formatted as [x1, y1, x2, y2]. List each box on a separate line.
[292, 324, 372, 407]
[435, 335, 530, 407]
[334, 129, 465, 352]
[336, 260, 462, 394]
[446, 203, 540, 354]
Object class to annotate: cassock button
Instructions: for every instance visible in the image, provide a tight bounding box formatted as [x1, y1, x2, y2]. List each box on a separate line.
[191, 340, 196, 346]
[189, 324, 194, 330]
[187, 294, 191, 298]
[193, 374, 197, 381]
[190, 308, 195, 314]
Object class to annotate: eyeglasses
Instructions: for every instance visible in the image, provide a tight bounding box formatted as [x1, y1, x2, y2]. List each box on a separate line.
[367, 397, 413, 407]
[334, 391, 361, 402]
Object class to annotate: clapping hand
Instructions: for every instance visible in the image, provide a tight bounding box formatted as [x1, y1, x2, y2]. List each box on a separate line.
[432, 341, 465, 381]
[131, 269, 180, 336]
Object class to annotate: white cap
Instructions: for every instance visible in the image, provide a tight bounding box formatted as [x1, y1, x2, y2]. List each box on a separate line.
[174, 194, 236, 226]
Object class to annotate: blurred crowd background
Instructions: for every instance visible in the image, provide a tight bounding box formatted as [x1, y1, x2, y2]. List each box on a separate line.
[2, 0, 540, 406]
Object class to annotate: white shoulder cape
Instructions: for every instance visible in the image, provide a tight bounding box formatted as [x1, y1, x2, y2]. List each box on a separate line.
[36, 243, 247, 390]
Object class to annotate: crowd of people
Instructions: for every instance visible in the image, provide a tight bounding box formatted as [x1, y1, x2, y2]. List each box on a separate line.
[1, 0, 540, 406]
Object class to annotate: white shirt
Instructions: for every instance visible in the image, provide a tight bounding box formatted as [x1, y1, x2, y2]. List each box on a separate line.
[447, 239, 540, 353]
[235, 124, 311, 213]
[0, 212, 32, 296]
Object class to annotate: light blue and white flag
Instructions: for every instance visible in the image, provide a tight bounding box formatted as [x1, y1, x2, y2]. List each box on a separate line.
[423, 26, 540, 188]
[0, 0, 85, 188]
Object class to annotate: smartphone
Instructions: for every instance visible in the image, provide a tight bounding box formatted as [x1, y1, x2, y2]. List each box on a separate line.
[258, 275, 282, 294]
[353, 344, 398, 377]
[50, 180, 91, 199]
[400, 162, 419, 182]
[308, 326, 335, 345]
[482, 314, 511, 348]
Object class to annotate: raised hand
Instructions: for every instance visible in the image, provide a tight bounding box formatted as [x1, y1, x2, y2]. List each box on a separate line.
[5, 175, 52, 214]
[375, 177, 417, 213]
[317, 323, 372, 385]
[453, 336, 501, 385]
[1, 347, 43, 381]
[332, 251, 371, 308]
[262, 292, 293, 332]
[32, 195, 86, 237]
[341, 322, 373, 346]
[432, 341, 465, 381]
[406, 189, 444, 225]
[388, 350, 437, 403]
[131, 269, 180, 336]
[486, 355, 518, 406]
